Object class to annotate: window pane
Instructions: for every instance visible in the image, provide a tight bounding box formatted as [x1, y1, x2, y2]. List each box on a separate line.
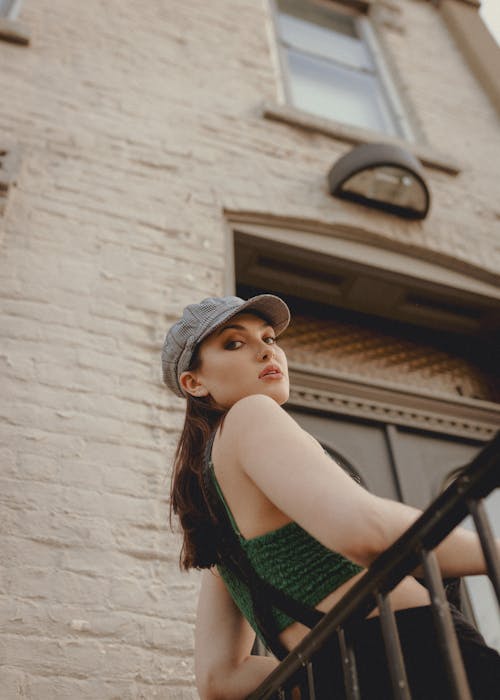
[0, 0, 14, 16]
[286, 48, 398, 136]
[277, 5, 373, 70]
[276, 0, 357, 37]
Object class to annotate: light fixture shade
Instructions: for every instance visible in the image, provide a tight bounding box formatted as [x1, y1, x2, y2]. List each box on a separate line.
[328, 142, 430, 220]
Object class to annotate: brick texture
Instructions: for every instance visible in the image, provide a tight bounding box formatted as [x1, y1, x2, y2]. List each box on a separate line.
[0, 0, 499, 697]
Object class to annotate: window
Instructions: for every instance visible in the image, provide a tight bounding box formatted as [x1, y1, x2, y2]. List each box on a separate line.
[272, 0, 412, 139]
[0, 0, 21, 19]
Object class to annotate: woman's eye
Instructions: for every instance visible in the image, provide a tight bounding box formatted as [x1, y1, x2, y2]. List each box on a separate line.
[225, 340, 243, 350]
[264, 336, 276, 345]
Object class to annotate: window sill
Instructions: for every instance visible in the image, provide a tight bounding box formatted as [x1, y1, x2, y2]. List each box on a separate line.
[262, 101, 462, 176]
[0, 17, 30, 46]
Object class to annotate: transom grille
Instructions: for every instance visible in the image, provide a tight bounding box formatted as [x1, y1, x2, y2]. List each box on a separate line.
[279, 313, 500, 403]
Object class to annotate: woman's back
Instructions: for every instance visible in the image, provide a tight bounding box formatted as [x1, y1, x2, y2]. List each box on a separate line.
[209, 395, 431, 651]
[207, 435, 362, 641]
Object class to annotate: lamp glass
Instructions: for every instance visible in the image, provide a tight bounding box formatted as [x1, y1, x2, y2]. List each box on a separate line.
[342, 166, 427, 211]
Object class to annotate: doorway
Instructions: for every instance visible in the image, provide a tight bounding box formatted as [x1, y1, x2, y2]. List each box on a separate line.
[231, 224, 500, 649]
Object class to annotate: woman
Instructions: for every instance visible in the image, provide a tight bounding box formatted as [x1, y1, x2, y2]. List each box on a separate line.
[162, 293, 500, 700]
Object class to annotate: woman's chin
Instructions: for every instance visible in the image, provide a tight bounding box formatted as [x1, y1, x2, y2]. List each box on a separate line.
[261, 383, 290, 405]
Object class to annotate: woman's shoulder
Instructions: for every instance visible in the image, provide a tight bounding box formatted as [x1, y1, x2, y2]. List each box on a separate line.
[227, 393, 282, 420]
[220, 395, 290, 441]
[216, 394, 307, 460]
[214, 394, 279, 452]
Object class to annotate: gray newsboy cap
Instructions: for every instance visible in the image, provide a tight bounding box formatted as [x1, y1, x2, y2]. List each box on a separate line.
[161, 294, 290, 397]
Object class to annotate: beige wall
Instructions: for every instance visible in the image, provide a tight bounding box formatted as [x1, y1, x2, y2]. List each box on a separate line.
[0, 1, 499, 697]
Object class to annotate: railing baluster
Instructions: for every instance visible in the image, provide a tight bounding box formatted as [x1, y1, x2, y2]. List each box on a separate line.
[375, 592, 412, 700]
[467, 497, 500, 605]
[338, 626, 361, 700]
[421, 548, 473, 700]
[305, 660, 316, 700]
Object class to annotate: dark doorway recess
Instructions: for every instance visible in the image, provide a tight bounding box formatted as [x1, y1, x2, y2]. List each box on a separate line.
[237, 284, 500, 404]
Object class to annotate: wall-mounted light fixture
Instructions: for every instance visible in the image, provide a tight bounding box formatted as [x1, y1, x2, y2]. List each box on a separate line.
[328, 142, 430, 220]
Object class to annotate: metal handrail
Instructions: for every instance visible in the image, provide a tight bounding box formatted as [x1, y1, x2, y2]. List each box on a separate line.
[247, 431, 500, 700]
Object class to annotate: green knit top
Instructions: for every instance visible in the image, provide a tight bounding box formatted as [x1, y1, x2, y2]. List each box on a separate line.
[209, 462, 363, 638]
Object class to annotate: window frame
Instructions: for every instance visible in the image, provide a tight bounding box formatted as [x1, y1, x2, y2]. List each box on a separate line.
[269, 0, 415, 141]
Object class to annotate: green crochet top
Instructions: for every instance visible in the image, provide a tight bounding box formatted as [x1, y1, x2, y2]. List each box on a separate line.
[209, 462, 363, 638]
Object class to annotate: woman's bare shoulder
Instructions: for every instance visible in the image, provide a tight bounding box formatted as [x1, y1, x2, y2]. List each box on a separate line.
[229, 393, 283, 417]
[214, 395, 285, 461]
[218, 394, 296, 447]
[215, 396, 318, 482]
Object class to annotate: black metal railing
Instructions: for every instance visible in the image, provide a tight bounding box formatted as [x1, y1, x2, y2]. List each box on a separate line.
[247, 431, 500, 700]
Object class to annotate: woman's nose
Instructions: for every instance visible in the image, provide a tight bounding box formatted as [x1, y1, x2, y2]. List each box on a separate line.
[257, 344, 274, 361]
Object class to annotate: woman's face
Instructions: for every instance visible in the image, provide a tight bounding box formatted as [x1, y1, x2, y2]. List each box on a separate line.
[180, 312, 289, 409]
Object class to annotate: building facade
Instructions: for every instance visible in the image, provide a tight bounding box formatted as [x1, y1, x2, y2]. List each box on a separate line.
[0, 0, 499, 697]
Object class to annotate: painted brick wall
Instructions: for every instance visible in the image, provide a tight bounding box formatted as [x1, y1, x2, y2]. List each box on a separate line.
[0, 1, 498, 698]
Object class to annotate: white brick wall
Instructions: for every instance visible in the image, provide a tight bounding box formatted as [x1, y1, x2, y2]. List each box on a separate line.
[0, 1, 499, 697]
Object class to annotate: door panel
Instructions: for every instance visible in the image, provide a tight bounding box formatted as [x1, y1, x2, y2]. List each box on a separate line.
[388, 426, 482, 508]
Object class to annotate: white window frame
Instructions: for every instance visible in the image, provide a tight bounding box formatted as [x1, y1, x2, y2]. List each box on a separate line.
[269, 0, 415, 141]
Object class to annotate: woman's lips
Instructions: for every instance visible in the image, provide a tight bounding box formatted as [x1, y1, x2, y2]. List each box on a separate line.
[259, 372, 283, 381]
[259, 365, 283, 380]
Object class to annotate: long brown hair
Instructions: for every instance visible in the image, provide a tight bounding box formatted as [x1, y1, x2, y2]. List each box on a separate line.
[169, 309, 275, 569]
[169, 348, 226, 569]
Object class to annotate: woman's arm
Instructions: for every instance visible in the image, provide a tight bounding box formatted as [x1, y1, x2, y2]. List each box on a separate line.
[224, 394, 494, 577]
[195, 568, 278, 700]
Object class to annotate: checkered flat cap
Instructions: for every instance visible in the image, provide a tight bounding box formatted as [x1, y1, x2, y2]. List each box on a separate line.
[161, 294, 290, 397]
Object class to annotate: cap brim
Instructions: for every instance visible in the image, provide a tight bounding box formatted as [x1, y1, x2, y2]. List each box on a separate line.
[198, 294, 290, 345]
[237, 294, 290, 335]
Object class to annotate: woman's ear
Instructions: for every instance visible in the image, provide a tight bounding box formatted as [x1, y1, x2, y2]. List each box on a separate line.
[179, 371, 209, 398]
